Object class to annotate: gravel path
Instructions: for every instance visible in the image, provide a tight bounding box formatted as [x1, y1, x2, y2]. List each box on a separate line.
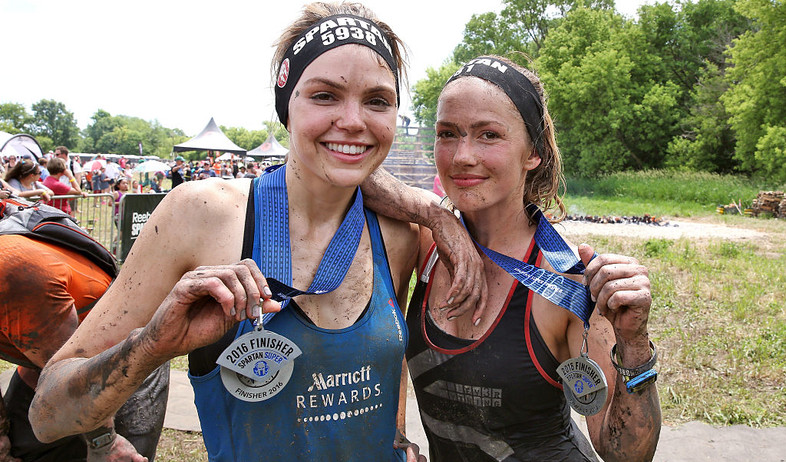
[556, 219, 763, 240]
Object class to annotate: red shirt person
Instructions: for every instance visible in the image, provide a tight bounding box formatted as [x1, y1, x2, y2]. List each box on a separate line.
[42, 157, 84, 215]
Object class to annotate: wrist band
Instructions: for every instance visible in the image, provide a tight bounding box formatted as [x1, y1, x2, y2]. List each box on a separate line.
[69, 178, 76, 183]
[84, 425, 116, 450]
[610, 341, 657, 378]
[625, 368, 658, 394]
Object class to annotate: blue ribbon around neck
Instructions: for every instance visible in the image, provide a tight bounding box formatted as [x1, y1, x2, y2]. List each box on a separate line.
[252, 164, 366, 325]
[463, 203, 595, 327]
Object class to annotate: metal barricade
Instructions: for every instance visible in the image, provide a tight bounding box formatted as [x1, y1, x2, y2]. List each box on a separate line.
[52, 193, 118, 256]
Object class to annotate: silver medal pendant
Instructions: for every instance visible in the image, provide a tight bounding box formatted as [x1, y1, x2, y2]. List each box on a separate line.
[217, 321, 302, 402]
[557, 353, 608, 416]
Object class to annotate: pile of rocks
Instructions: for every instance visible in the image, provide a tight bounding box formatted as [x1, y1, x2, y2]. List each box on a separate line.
[564, 214, 667, 225]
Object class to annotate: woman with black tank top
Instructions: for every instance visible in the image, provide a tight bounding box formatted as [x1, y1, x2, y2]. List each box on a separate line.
[368, 55, 661, 461]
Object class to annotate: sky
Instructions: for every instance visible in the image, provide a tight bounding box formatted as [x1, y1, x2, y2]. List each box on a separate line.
[1, 0, 652, 136]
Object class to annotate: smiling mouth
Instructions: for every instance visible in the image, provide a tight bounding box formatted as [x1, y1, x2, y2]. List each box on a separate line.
[325, 142, 369, 155]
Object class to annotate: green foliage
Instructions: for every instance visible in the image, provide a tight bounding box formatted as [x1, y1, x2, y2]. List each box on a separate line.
[263, 121, 290, 148]
[411, 62, 460, 127]
[81, 110, 188, 158]
[643, 238, 674, 258]
[453, 12, 530, 64]
[665, 63, 738, 172]
[0, 102, 33, 133]
[221, 126, 269, 151]
[537, 7, 669, 173]
[754, 125, 786, 181]
[499, 0, 614, 54]
[565, 169, 781, 212]
[411, 0, 615, 127]
[30, 99, 80, 147]
[723, 0, 786, 176]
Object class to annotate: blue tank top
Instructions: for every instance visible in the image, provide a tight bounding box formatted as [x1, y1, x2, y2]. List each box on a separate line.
[190, 209, 408, 461]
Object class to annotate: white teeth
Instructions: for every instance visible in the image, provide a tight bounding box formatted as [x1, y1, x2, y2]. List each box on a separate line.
[327, 143, 366, 154]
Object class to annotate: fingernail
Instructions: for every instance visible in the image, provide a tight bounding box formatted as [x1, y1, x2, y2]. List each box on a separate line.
[448, 315, 457, 321]
[474, 318, 481, 327]
[447, 297, 455, 305]
[230, 307, 236, 316]
[240, 310, 247, 320]
[439, 305, 450, 312]
[591, 294, 597, 302]
[263, 286, 272, 297]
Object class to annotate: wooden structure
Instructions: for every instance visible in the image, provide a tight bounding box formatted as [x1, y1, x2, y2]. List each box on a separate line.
[751, 191, 786, 218]
[382, 126, 437, 190]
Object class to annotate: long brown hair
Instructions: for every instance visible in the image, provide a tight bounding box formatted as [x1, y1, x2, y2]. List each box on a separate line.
[4, 159, 39, 182]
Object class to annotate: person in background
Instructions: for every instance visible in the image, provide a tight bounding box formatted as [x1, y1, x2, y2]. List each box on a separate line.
[37, 157, 49, 181]
[3, 160, 51, 202]
[110, 177, 129, 253]
[170, 156, 188, 188]
[43, 157, 85, 215]
[54, 147, 82, 213]
[432, 174, 444, 197]
[235, 165, 247, 179]
[28, 3, 488, 461]
[0, 232, 169, 462]
[149, 175, 162, 193]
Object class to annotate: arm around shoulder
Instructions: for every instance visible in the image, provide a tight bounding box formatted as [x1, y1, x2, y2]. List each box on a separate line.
[362, 168, 487, 322]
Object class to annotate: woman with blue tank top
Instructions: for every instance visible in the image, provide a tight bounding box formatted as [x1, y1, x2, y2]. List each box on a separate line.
[29, 3, 489, 461]
[367, 56, 662, 461]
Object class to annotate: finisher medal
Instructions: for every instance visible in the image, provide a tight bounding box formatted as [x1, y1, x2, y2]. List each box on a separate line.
[557, 328, 607, 416]
[557, 353, 608, 416]
[218, 323, 302, 402]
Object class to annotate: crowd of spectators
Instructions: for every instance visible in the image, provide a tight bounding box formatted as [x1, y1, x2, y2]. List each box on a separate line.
[0, 148, 278, 212]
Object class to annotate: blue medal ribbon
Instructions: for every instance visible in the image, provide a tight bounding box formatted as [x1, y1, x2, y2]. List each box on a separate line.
[464, 204, 595, 326]
[252, 164, 366, 325]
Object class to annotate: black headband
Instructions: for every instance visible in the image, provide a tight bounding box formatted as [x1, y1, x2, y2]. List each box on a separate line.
[275, 14, 400, 126]
[446, 57, 544, 155]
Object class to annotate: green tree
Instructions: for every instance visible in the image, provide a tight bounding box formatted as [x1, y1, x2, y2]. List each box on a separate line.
[453, 12, 529, 64]
[263, 121, 290, 148]
[0, 102, 33, 134]
[537, 7, 681, 173]
[411, 62, 461, 127]
[81, 110, 187, 158]
[722, 0, 786, 179]
[665, 63, 738, 172]
[30, 99, 80, 148]
[754, 125, 786, 181]
[639, 0, 748, 172]
[222, 126, 269, 151]
[411, 0, 614, 126]
[498, 0, 613, 56]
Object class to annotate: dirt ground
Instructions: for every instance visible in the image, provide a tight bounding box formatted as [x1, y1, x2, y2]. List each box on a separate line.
[557, 217, 765, 241]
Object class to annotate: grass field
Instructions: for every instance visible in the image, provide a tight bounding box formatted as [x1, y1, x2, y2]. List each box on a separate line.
[562, 171, 786, 427]
[2, 170, 785, 460]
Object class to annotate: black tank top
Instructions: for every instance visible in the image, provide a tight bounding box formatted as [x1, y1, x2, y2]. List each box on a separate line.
[406, 240, 599, 462]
